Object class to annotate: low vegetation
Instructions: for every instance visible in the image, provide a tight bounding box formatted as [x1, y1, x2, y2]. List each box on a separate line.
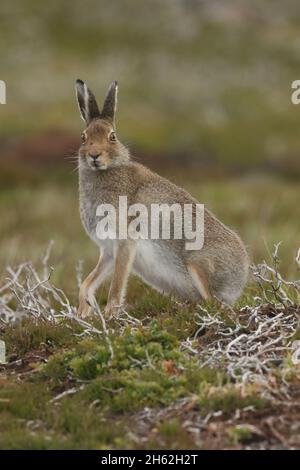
[0, 240, 299, 449]
[1, 0, 299, 451]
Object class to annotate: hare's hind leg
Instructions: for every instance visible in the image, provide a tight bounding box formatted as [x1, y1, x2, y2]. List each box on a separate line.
[187, 261, 211, 301]
[78, 250, 113, 318]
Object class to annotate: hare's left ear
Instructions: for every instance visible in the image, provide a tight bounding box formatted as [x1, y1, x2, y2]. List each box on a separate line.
[101, 81, 118, 124]
[75, 79, 100, 125]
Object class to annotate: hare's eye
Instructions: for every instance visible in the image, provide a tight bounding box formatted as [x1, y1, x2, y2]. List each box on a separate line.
[81, 132, 87, 143]
[109, 131, 117, 142]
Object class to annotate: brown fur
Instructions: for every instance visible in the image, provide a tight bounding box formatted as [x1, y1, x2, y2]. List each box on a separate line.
[75, 80, 249, 317]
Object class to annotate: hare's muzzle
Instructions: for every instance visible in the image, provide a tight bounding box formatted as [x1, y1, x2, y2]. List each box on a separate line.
[88, 152, 101, 168]
[86, 152, 108, 170]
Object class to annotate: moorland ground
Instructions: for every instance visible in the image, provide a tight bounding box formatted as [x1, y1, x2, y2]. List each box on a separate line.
[1, 0, 300, 449]
[0, 167, 299, 449]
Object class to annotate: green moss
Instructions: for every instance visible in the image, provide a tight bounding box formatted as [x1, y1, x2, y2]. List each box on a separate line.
[44, 322, 181, 381]
[198, 385, 267, 415]
[44, 352, 72, 381]
[0, 382, 51, 421]
[152, 418, 197, 450]
[3, 317, 78, 358]
[226, 425, 257, 445]
[83, 369, 186, 413]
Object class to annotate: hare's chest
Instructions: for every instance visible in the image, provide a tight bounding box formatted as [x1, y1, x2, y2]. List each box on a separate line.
[80, 196, 98, 239]
[79, 190, 118, 249]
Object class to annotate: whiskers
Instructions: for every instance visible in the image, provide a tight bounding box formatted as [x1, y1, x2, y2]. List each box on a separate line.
[121, 140, 139, 163]
[64, 151, 80, 173]
[64, 151, 78, 163]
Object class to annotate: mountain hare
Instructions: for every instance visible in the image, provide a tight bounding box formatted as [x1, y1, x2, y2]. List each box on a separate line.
[75, 80, 249, 317]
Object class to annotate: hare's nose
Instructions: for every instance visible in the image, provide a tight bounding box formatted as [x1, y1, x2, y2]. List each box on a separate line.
[89, 152, 101, 161]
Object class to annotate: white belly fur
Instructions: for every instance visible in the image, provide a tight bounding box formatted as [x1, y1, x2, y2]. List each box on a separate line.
[132, 240, 199, 300]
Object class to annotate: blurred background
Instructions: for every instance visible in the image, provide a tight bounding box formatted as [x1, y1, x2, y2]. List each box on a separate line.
[0, 0, 299, 299]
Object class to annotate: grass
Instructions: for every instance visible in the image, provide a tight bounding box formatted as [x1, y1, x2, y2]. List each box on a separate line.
[0, 298, 297, 449]
[0, 316, 269, 449]
[1, 0, 300, 449]
[0, 172, 299, 287]
[0, 168, 299, 449]
[1, 0, 300, 176]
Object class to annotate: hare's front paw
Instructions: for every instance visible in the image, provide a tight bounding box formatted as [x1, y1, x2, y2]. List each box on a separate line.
[104, 302, 121, 318]
[77, 301, 93, 318]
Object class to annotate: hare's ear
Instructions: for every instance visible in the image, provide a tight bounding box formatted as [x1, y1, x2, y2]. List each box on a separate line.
[101, 81, 118, 123]
[75, 79, 100, 125]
